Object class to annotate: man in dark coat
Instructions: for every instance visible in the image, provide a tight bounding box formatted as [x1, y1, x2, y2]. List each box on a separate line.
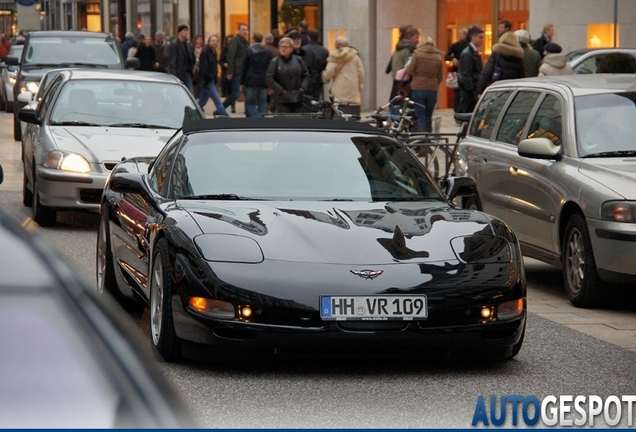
[168, 24, 195, 94]
[301, 30, 329, 101]
[457, 26, 485, 114]
[135, 36, 156, 71]
[222, 22, 249, 111]
[445, 28, 468, 112]
[152, 31, 170, 72]
[266, 36, 310, 113]
[198, 35, 228, 116]
[241, 32, 273, 117]
[533, 24, 554, 58]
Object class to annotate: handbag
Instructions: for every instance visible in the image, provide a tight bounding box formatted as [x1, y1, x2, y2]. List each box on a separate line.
[446, 71, 458, 89]
[395, 67, 411, 82]
[489, 54, 503, 84]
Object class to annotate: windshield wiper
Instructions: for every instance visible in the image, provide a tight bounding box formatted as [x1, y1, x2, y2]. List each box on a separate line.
[320, 198, 354, 201]
[50, 120, 102, 126]
[582, 150, 636, 158]
[109, 122, 172, 129]
[180, 194, 254, 200]
[59, 62, 108, 68]
[23, 63, 64, 69]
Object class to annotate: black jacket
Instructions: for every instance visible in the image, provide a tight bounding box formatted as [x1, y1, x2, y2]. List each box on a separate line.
[198, 45, 219, 87]
[476, 42, 525, 94]
[445, 38, 469, 72]
[168, 39, 194, 82]
[302, 41, 329, 92]
[135, 44, 156, 71]
[532, 34, 551, 58]
[457, 44, 483, 93]
[240, 43, 273, 88]
[266, 54, 310, 104]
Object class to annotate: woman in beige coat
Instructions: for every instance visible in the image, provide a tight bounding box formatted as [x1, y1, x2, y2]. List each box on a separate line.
[405, 35, 443, 132]
[322, 36, 365, 116]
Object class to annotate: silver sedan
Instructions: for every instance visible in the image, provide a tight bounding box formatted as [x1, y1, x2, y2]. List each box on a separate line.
[456, 74, 636, 308]
[20, 69, 203, 226]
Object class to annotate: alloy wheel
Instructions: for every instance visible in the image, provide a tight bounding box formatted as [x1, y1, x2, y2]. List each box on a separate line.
[565, 227, 585, 296]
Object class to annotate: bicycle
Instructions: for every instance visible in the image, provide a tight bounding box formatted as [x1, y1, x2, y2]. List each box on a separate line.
[305, 97, 360, 121]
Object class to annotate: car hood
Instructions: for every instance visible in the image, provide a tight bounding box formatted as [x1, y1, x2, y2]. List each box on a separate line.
[180, 200, 504, 265]
[578, 158, 636, 199]
[50, 126, 176, 163]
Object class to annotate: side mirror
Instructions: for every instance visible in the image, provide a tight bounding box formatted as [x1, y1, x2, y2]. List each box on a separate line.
[518, 137, 562, 161]
[443, 176, 478, 203]
[17, 91, 33, 104]
[108, 169, 148, 195]
[18, 106, 40, 124]
[124, 57, 140, 70]
[5, 56, 19, 66]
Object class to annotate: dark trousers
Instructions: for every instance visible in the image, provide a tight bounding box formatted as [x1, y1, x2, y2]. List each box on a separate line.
[457, 87, 477, 114]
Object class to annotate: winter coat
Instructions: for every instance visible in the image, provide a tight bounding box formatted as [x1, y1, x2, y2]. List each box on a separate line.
[405, 45, 443, 91]
[532, 34, 551, 58]
[266, 54, 310, 104]
[302, 41, 329, 92]
[538, 53, 573, 76]
[168, 39, 194, 82]
[322, 47, 365, 104]
[152, 40, 170, 72]
[390, 39, 415, 80]
[477, 42, 525, 94]
[457, 44, 482, 93]
[135, 44, 156, 71]
[198, 45, 219, 86]
[445, 38, 469, 72]
[240, 43, 273, 89]
[521, 43, 541, 77]
[226, 35, 248, 76]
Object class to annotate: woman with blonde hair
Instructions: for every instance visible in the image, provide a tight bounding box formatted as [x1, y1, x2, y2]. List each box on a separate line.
[405, 35, 443, 132]
[477, 31, 524, 95]
[322, 36, 365, 117]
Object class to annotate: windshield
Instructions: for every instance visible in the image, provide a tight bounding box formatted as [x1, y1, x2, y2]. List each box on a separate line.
[23, 37, 122, 68]
[170, 131, 444, 202]
[50, 79, 202, 129]
[575, 92, 636, 157]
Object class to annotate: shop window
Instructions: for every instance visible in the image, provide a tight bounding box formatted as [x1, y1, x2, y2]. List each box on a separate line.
[588, 24, 618, 48]
[327, 29, 345, 53]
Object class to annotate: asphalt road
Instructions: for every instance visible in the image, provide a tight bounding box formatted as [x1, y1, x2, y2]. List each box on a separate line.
[1, 111, 636, 428]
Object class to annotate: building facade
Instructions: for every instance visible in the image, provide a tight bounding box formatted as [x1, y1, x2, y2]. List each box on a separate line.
[9, 0, 636, 110]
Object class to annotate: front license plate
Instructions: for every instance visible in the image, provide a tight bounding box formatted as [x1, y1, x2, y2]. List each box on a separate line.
[320, 295, 428, 321]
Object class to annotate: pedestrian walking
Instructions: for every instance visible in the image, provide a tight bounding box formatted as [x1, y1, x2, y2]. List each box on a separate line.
[533, 24, 554, 59]
[222, 23, 249, 111]
[168, 24, 195, 94]
[121, 32, 134, 59]
[191, 34, 205, 97]
[498, 20, 512, 39]
[515, 29, 541, 77]
[477, 31, 524, 95]
[135, 35, 156, 71]
[322, 36, 365, 117]
[197, 35, 229, 117]
[152, 31, 170, 72]
[405, 35, 443, 132]
[301, 30, 329, 101]
[219, 35, 235, 113]
[456, 26, 485, 113]
[444, 28, 468, 113]
[389, 25, 420, 102]
[538, 43, 573, 76]
[266, 36, 310, 114]
[241, 32, 273, 117]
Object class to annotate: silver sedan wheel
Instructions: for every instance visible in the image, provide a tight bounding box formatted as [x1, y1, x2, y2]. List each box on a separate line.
[564, 227, 585, 296]
[150, 256, 164, 347]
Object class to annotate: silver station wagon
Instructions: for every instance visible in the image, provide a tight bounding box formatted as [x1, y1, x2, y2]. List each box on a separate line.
[456, 74, 636, 307]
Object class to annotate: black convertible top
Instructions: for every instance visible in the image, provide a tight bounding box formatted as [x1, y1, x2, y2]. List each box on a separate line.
[182, 117, 384, 135]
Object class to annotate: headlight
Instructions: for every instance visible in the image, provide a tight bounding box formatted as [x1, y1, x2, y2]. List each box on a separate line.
[25, 81, 39, 94]
[8, 73, 16, 85]
[43, 151, 91, 173]
[601, 201, 636, 223]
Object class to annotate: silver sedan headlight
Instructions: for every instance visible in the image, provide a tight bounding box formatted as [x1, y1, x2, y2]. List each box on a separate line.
[43, 151, 91, 173]
[22, 81, 39, 95]
[601, 201, 636, 223]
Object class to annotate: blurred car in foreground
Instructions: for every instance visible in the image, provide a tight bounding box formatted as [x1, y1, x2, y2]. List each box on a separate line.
[0, 44, 23, 112]
[19, 68, 203, 226]
[565, 47, 636, 74]
[456, 74, 636, 308]
[98, 118, 527, 363]
[0, 164, 192, 428]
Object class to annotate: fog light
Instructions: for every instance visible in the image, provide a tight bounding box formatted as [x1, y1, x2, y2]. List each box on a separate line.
[480, 307, 493, 319]
[240, 306, 253, 318]
[497, 298, 525, 320]
[187, 297, 235, 319]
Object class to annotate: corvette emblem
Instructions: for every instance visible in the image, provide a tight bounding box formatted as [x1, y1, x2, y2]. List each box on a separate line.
[350, 269, 384, 280]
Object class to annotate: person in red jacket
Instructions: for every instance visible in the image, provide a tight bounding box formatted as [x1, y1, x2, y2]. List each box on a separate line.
[0, 34, 11, 61]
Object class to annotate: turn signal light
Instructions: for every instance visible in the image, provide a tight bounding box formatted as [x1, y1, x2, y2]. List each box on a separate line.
[187, 297, 235, 319]
[497, 299, 525, 320]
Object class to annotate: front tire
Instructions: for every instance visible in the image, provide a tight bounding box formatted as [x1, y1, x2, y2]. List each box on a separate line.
[562, 213, 605, 308]
[31, 171, 56, 226]
[149, 237, 182, 362]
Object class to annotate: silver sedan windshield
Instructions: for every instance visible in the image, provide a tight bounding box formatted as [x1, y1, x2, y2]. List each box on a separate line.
[50, 80, 198, 129]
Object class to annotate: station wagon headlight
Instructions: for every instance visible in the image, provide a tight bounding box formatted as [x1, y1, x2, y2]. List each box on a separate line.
[601, 201, 636, 223]
[44, 151, 91, 173]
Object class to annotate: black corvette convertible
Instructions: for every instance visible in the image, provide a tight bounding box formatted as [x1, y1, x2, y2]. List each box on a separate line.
[97, 118, 526, 362]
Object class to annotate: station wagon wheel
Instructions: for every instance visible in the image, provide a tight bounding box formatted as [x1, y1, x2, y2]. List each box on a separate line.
[562, 213, 605, 308]
[31, 170, 56, 226]
[149, 237, 182, 362]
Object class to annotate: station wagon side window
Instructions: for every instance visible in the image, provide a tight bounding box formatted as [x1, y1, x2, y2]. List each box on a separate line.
[496, 91, 541, 146]
[148, 134, 183, 195]
[468, 91, 512, 140]
[527, 94, 563, 146]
